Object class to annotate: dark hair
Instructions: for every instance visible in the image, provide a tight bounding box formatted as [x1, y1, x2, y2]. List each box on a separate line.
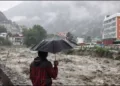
[38, 51, 48, 60]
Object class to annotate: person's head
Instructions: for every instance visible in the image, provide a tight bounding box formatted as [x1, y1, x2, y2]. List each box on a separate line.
[38, 51, 48, 60]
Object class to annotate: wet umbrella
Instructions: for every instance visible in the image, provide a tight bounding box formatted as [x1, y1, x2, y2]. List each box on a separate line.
[31, 38, 76, 60]
[31, 39, 75, 53]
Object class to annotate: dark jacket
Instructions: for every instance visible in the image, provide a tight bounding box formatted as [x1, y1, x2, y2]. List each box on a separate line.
[30, 57, 58, 86]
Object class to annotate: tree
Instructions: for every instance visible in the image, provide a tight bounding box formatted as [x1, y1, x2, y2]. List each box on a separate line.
[66, 32, 77, 45]
[66, 32, 74, 40]
[7, 32, 12, 37]
[23, 25, 47, 47]
[0, 25, 7, 33]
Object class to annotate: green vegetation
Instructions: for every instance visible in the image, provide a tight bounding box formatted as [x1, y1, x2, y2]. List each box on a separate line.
[64, 49, 75, 55]
[63, 46, 115, 59]
[23, 25, 47, 47]
[95, 47, 112, 57]
[0, 25, 7, 33]
[7, 32, 12, 37]
[0, 37, 12, 46]
[66, 32, 77, 44]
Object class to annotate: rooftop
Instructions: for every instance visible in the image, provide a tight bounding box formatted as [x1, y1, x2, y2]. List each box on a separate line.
[11, 34, 23, 37]
[104, 13, 120, 21]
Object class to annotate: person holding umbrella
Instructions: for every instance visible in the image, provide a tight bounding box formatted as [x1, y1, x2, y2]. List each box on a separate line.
[30, 38, 76, 86]
[30, 51, 58, 86]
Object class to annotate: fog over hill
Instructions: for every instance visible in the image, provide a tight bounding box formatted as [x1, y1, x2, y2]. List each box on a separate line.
[4, 1, 120, 38]
[0, 11, 21, 33]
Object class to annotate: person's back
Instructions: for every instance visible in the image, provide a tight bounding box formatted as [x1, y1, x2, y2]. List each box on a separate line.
[30, 51, 58, 86]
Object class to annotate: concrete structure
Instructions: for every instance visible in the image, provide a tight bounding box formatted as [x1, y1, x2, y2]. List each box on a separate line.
[76, 37, 84, 44]
[0, 32, 7, 38]
[102, 13, 120, 45]
[92, 37, 101, 43]
[9, 34, 24, 45]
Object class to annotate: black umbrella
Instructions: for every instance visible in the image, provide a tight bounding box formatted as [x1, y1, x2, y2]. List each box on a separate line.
[31, 39, 75, 54]
[31, 38, 76, 60]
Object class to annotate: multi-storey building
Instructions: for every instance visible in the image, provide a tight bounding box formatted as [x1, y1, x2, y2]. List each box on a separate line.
[102, 13, 120, 45]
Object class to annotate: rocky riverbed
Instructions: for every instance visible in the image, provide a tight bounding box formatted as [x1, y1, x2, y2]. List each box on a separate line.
[0, 47, 120, 85]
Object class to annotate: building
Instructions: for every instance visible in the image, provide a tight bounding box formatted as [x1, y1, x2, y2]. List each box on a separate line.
[0, 32, 7, 38]
[102, 13, 120, 45]
[92, 37, 101, 43]
[9, 34, 24, 45]
[76, 37, 84, 45]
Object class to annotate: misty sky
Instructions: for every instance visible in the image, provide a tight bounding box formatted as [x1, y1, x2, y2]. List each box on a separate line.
[0, 1, 120, 13]
[0, 1, 22, 11]
[1, 1, 120, 23]
[1, 1, 120, 35]
[0, 1, 119, 13]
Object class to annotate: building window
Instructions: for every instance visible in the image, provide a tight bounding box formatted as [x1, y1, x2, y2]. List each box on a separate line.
[15, 38, 21, 42]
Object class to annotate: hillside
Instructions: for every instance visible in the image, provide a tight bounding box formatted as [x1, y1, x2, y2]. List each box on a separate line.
[0, 11, 21, 34]
[4, 1, 120, 38]
[0, 11, 8, 22]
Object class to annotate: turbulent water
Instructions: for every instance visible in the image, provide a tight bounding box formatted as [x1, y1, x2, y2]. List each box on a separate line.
[0, 47, 120, 85]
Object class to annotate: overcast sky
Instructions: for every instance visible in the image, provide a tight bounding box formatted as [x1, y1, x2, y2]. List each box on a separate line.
[1, 1, 120, 22]
[0, 1, 22, 11]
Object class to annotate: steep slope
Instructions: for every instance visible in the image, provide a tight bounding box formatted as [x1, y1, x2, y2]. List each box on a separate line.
[4, 1, 120, 38]
[0, 11, 8, 22]
[0, 11, 21, 34]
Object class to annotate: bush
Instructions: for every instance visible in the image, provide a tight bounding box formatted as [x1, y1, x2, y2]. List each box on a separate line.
[95, 47, 106, 57]
[95, 47, 112, 58]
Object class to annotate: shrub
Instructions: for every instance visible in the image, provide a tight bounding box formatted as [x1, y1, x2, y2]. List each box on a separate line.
[95, 47, 113, 58]
[95, 47, 107, 57]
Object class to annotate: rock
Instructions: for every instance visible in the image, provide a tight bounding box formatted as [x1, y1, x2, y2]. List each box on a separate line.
[104, 60, 110, 64]
[18, 54, 26, 57]
[103, 83, 109, 86]
[116, 63, 120, 66]
[0, 48, 6, 51]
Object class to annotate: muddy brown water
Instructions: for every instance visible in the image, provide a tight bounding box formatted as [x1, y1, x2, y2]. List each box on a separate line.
[0, 47, 120, 85]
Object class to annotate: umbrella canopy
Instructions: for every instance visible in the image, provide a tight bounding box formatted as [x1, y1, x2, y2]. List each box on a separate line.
[31, 39, 75, 54]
